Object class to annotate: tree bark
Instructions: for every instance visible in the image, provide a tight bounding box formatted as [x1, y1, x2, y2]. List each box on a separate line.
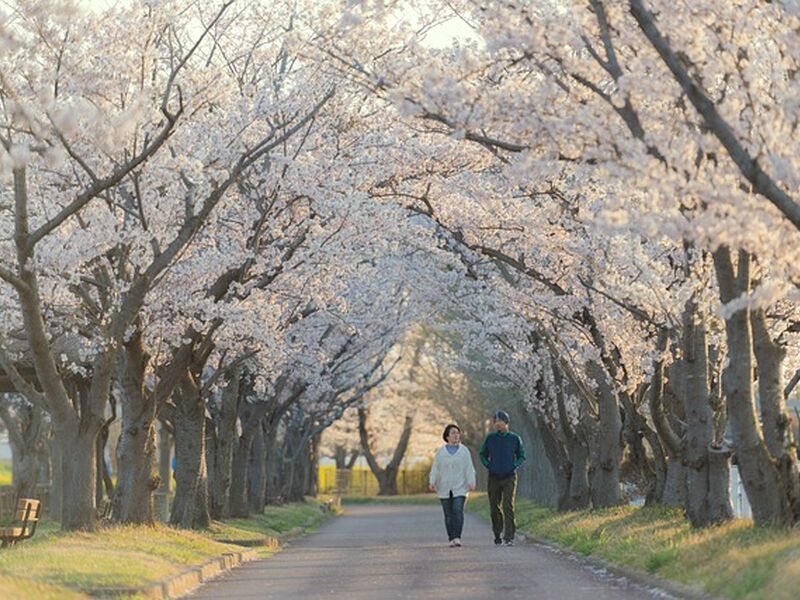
[229, 429, 253, 517]
[751, 307, 800, 520]
[551, 363, 592, 509]
[112, 328, 157, 524]
[264, 422, 282, 504]
[651, 354, 686, 506]
[0, 396, 48, 504]
[54, 415, 100, 530]
[248, 421, 267, 513]
[305, 433, 321, 497]
[681, 299, 733, 527]
[47, 431, 63, 522]
[588, 362, 622, 507]
[714, 247, 791, 526]
[358, 408, 414, 496]
[209, 372, 242, 520]
[536, 413, 572, 510]
[169, 373, 210, 529]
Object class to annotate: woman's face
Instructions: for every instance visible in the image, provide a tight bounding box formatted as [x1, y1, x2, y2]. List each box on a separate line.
[447, 428, 461, 444]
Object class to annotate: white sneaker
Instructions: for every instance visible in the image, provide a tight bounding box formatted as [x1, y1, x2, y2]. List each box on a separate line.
[453, 538, 462, 547]
[449, 539, 456, 547]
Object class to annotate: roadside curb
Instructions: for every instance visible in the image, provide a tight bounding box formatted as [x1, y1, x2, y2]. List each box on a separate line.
[84, 548, 259, 599]
[84, 501, 339, 599]
[515, 531, 721, 600]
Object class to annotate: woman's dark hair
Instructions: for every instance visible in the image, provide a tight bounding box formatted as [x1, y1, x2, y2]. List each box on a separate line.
[442, 424, 461, 442]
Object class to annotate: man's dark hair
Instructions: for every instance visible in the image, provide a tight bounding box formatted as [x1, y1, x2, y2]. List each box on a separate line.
[493, 410, 510, 424]
[443, 423, 461, 442]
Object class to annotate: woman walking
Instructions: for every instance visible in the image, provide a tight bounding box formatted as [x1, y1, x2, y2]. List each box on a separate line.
[428, 424, 477, 547]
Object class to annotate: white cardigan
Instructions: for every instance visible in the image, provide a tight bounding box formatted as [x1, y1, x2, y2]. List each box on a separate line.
[429, 444, 477, 499]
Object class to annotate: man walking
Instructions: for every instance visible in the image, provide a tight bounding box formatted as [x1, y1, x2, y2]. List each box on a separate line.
[479, 410, 526, 546]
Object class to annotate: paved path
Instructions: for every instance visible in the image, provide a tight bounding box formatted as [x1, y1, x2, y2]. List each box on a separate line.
[190, 503, 678, 599]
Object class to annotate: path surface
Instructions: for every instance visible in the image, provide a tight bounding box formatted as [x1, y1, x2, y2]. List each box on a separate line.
[190, 503, 678, 599]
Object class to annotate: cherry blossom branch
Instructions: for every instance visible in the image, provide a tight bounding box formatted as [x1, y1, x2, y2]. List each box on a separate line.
[0, 264, 28, 293]
[0, 343, 47, 411]
[629, 0, 800, 231]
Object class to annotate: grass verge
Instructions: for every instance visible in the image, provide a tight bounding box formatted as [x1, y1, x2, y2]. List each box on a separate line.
[468, 495, 800, 600]
[0, 498, 333, 599]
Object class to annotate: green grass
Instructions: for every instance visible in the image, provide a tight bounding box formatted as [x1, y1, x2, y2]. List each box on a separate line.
[468, 495, 800, 599]
[210, 500, 333, 544]
[0, 498, 333, 598]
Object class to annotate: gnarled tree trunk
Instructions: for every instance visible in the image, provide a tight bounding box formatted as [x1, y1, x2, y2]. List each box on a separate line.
[248, 421, 267, 513]
[170, 373, 210, 529]
[714, 247, 791, 526]
[588, 362, 622, 507]
[653, 358, 686, 506]
[358, 408, 413, 496]
[112, 328, 157, 524]
[0, 395, 49, 505]
[751, 307, 800, 521]
[681, 299, 733, 527]
[209, 371, 242, 520]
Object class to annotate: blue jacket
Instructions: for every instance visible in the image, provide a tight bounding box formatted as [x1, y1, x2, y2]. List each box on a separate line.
[479, 431, 526, 479]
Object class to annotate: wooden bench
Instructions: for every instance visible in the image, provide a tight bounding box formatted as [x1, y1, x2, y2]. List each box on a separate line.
[0, 499, 41, 548]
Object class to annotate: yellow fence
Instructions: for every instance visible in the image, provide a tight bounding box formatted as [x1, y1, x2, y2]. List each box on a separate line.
[318, 465, 430, 496]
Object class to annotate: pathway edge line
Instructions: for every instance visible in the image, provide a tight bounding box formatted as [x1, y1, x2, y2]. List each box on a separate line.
[82, 500, 341, 599]
[514, 530, 722, 600]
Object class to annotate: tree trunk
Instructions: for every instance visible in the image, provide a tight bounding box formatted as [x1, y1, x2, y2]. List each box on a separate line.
[0, 397, 48, 504]
[619, 388, 658, 503]
[14, 448, 41, 502]
[47, 432, 63, 522]
[588, 362, 622, 507]
[651, 353, 686, 506]
[681, 299, 733, 527]
[54, 416, 99, 530]
[287, 437, 310, 502]
[248, 422, 267, 514]
[305, 434, 321, 497]
[264, 423, 282, 504]
[170, 374, 210, 529]
[751, 307, 800, 520]
[111, 329, 158, 524]
[96, 425, 114, 508]
[550, 364, 591, 510]
[209, 373, 242, 520]
[662, 459, 687, 506]
[536, 414, 572, 510]
[229, 431, 252, 517]
[567, 437, 591, 509]
[714, 247, 791, 526]
[358, 408, 413, 497]
[155, 423, 172, 522]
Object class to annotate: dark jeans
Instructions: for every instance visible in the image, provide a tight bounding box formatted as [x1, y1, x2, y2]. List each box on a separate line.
[440, 492, 466, 541]
[487, 472, 517, 541]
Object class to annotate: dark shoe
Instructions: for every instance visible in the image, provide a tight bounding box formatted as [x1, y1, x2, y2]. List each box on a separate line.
[504, 539, 514, 546]
[494, 537, 502, 545]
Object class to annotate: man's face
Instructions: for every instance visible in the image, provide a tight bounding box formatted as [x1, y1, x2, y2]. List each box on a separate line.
[494, 418, 509, 432]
